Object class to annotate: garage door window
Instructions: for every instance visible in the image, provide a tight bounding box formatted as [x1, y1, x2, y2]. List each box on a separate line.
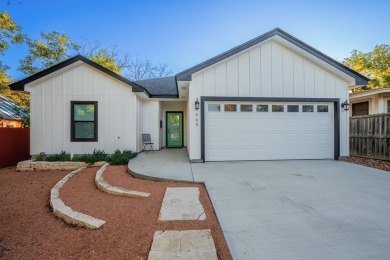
[208, 104, 221, 112]
[241, 104, 253, 112]
[287, 105, 299, 112]
[317, 105, 328, 112]
[256, 105, 268, 112]
[272, 105, 284, 112]
[303, 105, 314, 112]
[224, 104, 237, 112]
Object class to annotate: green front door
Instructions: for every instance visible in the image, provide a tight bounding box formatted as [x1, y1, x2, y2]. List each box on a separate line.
[167, 112, 183, 147]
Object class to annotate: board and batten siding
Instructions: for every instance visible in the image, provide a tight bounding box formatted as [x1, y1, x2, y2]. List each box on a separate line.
[188, 39, 350, 160]
[30, 63, 138, 155]
[143, 100, 160, 150]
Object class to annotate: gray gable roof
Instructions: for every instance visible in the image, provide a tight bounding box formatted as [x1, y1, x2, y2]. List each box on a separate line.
[0, 94, 29, 119]
[135, 76, 178, 97]
[9, 55, 179, 98]
[176, 28, 369, 86]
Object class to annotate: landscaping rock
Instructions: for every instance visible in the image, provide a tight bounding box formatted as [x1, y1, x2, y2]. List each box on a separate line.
[16, 160, 108, 171]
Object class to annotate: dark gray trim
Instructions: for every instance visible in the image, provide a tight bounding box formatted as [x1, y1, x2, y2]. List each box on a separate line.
[71, 101, 98, 142]
[176, 28, 369, 86]
[166, 111, 184, 148]
[200, 96, 340, 162]
[8, 55, 160, 97]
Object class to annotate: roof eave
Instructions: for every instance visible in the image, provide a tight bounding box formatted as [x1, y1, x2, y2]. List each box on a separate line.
[8, 55, 153, 97]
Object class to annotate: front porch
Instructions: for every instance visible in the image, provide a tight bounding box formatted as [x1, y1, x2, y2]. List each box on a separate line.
[128, 147, 193, 182]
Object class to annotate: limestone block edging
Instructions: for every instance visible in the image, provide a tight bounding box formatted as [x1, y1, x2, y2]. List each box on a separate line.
[17, 160, 106, 171]
[50, 167, 106, 229]
[95, 163, 150, 198]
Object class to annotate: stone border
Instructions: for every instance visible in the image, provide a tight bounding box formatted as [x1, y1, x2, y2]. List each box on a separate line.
[50, 167, 106, 229]
[95, 163, 150, 198]
[17, 160, 106, 172]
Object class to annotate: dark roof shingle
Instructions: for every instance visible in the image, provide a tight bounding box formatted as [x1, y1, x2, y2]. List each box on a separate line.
[135, 76, 177, 97]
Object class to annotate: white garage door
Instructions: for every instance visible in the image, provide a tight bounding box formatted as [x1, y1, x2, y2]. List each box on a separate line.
[205, 102, 334, 161]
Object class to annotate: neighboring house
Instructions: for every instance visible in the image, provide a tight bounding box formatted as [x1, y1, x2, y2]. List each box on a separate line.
[349, 88, 390, 116]
[0, 94, 28, 128]
[9, 28, 368, 162]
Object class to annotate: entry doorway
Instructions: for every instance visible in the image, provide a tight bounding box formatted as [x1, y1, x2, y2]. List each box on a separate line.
[166, 112, 183, 147]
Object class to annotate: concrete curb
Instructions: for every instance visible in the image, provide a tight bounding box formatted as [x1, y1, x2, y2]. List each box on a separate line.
[95, 163, 150, 198]
[50, 167, 106, 229]
[128, 164, 202, 184]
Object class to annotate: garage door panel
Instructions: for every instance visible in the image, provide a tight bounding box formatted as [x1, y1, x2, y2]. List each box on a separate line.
[205, 101, 334, 161]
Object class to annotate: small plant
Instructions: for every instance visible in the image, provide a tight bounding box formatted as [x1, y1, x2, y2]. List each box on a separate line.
[34, 152, 46, 161]
[44, 151, 70, 162]
[72, 149, 107, 164]
[107, 149, 137, 165]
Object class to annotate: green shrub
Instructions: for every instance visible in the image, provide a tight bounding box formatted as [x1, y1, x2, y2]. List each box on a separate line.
[44, 151, 70, 162]
[34, 149, 136, 165]
[34, 153, 45, 161]
[72, 149, 107, 164]
[107, 149, 137, 165]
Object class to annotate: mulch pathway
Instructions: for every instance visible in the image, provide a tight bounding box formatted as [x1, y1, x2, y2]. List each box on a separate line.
[0, 165, 232, 259]
[347, 156, 390, 172]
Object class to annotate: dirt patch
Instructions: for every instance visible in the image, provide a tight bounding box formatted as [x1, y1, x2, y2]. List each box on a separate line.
[0, 165, 232, 259]
[347, 156, 390, 172]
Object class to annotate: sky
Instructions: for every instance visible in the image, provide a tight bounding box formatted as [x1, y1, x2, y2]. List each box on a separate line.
[1, 0, 390, 81]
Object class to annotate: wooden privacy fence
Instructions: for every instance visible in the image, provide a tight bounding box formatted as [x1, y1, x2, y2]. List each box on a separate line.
[0, 128, 30, 168]
[350, 114, 390, 160]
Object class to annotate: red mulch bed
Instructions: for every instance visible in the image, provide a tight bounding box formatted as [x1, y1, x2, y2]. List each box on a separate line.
[347, 156, 390, 172]
[0, 165, 232, 259]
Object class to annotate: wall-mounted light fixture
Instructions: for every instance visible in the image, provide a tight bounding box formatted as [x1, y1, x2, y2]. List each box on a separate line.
[341, 100, 350, 111]
[195, 98, 200, 110]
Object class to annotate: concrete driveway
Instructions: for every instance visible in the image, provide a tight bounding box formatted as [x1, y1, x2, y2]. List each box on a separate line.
[130, 150, 390, 259]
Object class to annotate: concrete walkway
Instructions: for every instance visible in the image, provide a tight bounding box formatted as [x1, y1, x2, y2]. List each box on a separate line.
[129, 148, 193, 182]
[128, 149, 390, 260]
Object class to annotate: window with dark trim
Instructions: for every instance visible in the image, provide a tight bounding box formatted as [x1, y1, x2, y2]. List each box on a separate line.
[71, 101, 98, 142]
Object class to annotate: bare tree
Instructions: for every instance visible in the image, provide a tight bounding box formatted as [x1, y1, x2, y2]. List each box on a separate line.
[80, 39, 172, 81]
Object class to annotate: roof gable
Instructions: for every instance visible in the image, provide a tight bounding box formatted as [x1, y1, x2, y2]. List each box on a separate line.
[176, 28, 369, 86]
[8, 55, 177, 98]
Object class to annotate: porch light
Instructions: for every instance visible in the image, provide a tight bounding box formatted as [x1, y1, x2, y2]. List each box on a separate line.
[341, 100, 350, 111]
[195, 98, 200, 110]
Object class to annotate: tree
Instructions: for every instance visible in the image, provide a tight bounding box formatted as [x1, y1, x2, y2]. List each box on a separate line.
[80, 39, 172, 80]
[19, 31, 80, 75]
[0, 11, 24, 89]
[0, 11, 28, 112]
[124, 57, 171, 81]
[343, 45, 390, 90]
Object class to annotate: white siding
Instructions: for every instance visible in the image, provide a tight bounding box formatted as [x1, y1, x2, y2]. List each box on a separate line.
[188, 40, 350, 160]
[142, 100, 160, 150]
[29, 63, 138, 155]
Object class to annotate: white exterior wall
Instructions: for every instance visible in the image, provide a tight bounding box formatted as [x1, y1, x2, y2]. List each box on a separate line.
[29, 63, 138, 155]
[135, 98, 143, 152]
[142, 100, 160, 150]
[188, 40, 350, 160]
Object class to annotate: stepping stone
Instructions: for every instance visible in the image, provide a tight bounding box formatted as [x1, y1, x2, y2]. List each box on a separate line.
[148, 230, 217, 260]
[159, 187, 206, 221]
